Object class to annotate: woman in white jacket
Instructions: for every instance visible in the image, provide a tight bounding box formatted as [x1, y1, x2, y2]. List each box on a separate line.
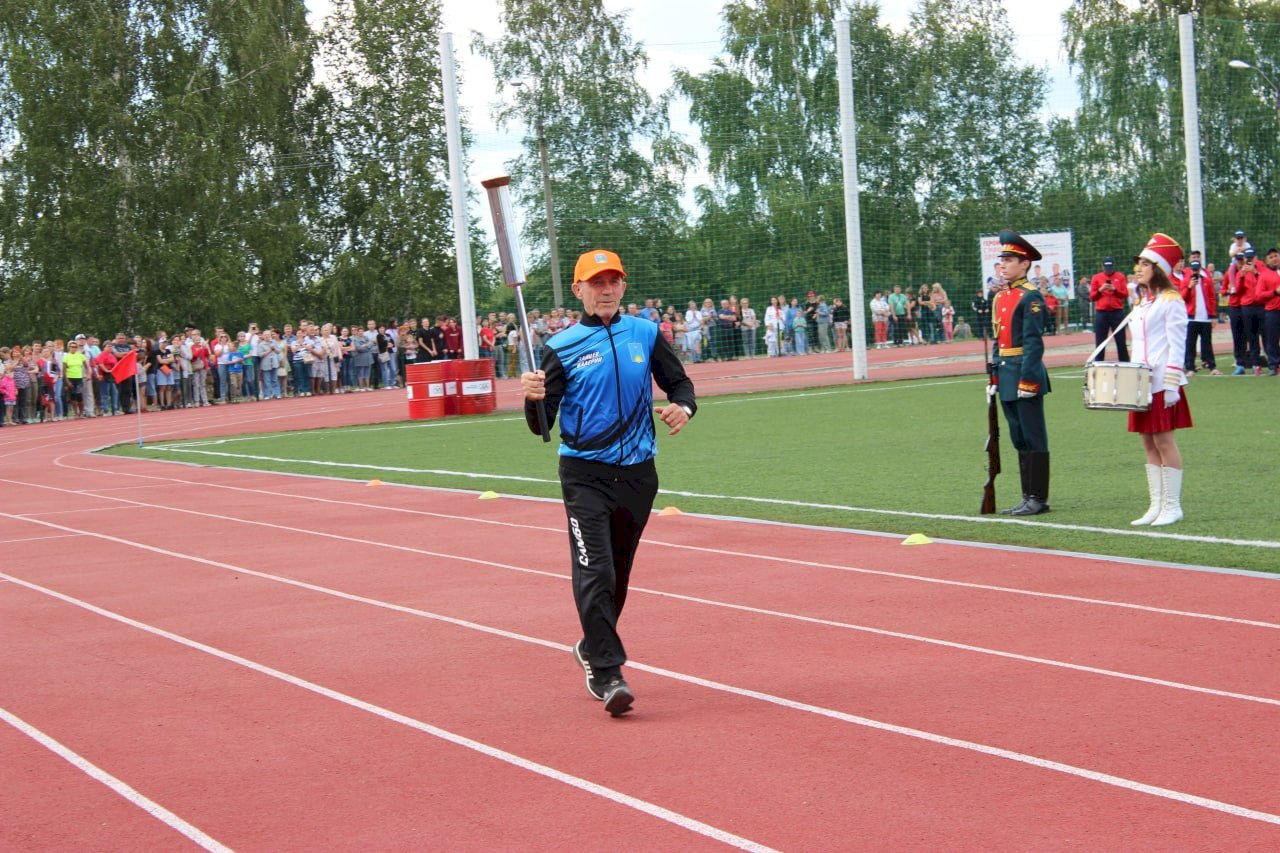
[1127, 234, 1193, 527]
[763, 297, 782, 357]
[684, 300, 702, 363]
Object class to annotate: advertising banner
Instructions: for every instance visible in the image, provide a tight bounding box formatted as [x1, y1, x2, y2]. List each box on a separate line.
[979, 230, 1075, 298]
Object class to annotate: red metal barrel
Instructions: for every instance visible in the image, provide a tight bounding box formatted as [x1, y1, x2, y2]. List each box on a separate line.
[454, 358, 496, 416]
[405, 361, 455, 420]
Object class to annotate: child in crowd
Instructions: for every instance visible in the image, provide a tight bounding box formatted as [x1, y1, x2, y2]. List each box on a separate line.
[0, 363, 15, 425]
[41, 374, 55, 422]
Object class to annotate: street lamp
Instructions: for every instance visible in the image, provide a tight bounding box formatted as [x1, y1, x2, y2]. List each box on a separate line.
[509, 80, 564, 309]
[1228, 59, 1280, 110]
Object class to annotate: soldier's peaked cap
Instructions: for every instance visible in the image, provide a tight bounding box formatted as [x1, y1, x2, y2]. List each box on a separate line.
[997, 230, 1042, 262]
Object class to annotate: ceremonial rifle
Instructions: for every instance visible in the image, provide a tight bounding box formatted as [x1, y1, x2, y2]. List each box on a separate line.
[980, 325, 1000, 514]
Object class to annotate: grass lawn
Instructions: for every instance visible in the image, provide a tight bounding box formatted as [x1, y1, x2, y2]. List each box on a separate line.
[102, 367, 1280, 574]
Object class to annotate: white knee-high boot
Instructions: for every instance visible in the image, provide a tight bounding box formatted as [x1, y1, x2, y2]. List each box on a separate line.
[1131, 463, 1163, 526]
[1151, 466, 1183, 527]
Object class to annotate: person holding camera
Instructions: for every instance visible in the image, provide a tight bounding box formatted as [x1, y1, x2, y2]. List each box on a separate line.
[1090, 257, 1130, 361]
[1179, 251, 1219, 375]
[1127, 234, 1192, 527]
[1224, 251, 1250, 373]
[1233, 248, 1268, 375]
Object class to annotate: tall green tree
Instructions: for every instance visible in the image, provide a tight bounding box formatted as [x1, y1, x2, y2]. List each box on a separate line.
[317, 0, 461, 323]
[0, 0, 324, 340]
[1059, 0, 1280, 258]
[674, 0, 849, 299]
[478, 0, 693, 307]
[898, 0, 1048, 277]
[675, 0, 1049, 295]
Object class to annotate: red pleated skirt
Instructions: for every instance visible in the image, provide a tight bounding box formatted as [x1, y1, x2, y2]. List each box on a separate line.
[1128, 386, 1193, 433]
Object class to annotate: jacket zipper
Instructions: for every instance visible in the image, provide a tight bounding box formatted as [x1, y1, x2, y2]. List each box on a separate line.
[605, 319, 625, 466]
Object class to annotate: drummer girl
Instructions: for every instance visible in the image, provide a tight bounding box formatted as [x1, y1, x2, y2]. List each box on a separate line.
[1128, 233, 1192, 527]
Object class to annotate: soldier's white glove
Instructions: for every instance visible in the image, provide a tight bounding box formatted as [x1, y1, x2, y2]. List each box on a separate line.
[986, 384, 998, 399]
[1163, 388, 1179, 408]
[1017, 389, 1036, 399]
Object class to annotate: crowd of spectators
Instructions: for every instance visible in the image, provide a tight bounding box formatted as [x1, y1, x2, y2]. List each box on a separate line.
[1, 291, 866, 427]
[2, 319, 427, 426]
[13, 235, 1261, 429]
[482, 291, 852, 377]
[866, 267, 1103, 350]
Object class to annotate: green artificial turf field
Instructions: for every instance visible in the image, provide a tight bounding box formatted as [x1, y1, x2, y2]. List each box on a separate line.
[102, 367, 1279, 574]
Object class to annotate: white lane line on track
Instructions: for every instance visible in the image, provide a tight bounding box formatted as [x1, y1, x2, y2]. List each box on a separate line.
[130, 447, 1280, 551]
[1, 575, 775, 853]
[0, 400, 355, 462]
[0, 706, 232, 852]
[4, 504, 1278, 710]
[47, 457, 1280, 630]
[640, 540, 1280, 630]
[16, 506, 135, 518]
[6, 566, 1280, 831]
[5, 504, 1274, 701]
[0, 533, 84, 545]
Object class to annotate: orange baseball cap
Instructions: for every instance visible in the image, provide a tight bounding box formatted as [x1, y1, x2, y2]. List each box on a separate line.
[574, 249, 626, 283]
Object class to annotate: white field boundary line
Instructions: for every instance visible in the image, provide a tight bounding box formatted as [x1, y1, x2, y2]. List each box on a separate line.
[3, 504, 1277, 715]
[0, 574, 775, 853]
[152, 376, 967, 445]
[133, 447, 1280, 551]
[0, 706, 232, 852]
[141, 448, 560, 484]
[48, 457, 1280, 631]
[164, 416, 526, 449]
[5, 567, 1280, 832]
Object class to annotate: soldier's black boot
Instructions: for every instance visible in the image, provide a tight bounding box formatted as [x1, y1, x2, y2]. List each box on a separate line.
[1000, 452, 1031, 515]
[1012, 452, 1051, 515]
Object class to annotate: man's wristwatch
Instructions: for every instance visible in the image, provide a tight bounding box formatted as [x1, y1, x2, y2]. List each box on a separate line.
[679, 404, 693, 417]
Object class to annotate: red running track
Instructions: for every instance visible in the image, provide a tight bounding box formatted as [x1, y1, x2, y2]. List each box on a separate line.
[2, 353, 1277, 851]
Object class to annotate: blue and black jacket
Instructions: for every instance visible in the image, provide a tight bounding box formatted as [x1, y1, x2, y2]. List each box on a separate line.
[524, 313, 696, 466]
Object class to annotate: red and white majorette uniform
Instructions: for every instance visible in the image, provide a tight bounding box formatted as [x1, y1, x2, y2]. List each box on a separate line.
[1127, 286, 1192, 434]
[1126, 233, 1192, 528]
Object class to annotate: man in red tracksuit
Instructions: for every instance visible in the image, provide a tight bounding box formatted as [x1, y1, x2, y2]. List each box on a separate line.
[1259, 248, 1280, 375]
[1179, 251, 1218, 374]
[1236, 248, 1267, 375]
[1090, 257, 1129, 361]
[1223, 251, 1249, 373]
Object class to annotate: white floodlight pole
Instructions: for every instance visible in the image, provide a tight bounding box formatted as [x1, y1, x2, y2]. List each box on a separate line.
[836, 18, 868, 380]
[440, 32, 478, 359]
[1178, 14, 1206, 256]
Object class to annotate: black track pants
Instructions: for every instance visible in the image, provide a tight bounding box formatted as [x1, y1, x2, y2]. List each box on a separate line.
[559, 457, 659, 677]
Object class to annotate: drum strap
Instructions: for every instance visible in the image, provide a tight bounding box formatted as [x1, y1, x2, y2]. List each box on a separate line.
[1085, 311, 1136, 364]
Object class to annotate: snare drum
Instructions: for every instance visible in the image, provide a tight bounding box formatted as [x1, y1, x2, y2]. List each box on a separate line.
[1083, 362, 1152, 411]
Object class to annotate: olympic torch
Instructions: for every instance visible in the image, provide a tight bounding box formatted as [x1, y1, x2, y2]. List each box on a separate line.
[481, 175, 550, 442]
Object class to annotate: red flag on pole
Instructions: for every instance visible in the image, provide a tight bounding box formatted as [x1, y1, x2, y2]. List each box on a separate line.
[108, 349, 137, 383]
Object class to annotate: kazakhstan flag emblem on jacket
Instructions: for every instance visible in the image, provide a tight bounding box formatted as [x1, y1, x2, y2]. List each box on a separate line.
[628, 342, 645, 363]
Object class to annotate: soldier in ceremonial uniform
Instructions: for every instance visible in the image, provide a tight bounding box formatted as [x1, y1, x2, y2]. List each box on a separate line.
[987, 230, 1051, 515]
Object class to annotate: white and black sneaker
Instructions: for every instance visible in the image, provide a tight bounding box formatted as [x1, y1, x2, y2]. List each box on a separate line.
[573, 640, 604, 701]
[601, 676, 634, 717]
